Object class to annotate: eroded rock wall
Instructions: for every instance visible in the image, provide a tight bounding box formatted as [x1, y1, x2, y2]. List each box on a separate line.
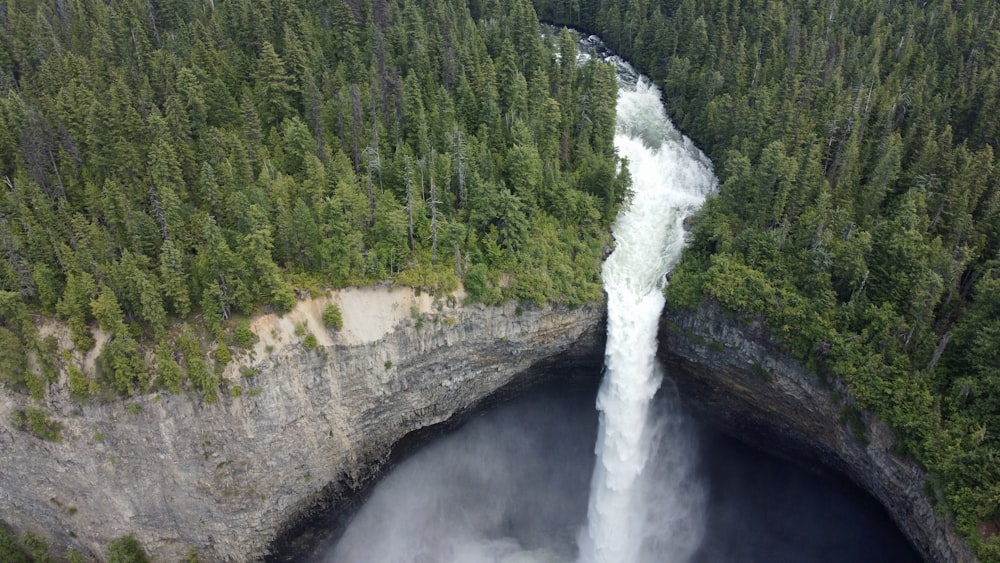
[0, 289, 604, 561]
[658, 302, 974, 563]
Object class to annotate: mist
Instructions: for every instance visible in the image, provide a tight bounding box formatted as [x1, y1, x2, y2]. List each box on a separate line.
[326, 385, 599, 563]
[320, 379, 918, 563]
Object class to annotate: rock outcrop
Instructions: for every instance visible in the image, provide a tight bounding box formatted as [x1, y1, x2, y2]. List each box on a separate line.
[1, 290, 977, 562]
[658, 302, 975, 563]
[0, 288, 605, 561]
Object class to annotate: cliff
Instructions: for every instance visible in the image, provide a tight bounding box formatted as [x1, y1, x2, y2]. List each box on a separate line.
[1, 291, 977, 562]
[0, 288, 605, 561]
[658, 302, 975, 562]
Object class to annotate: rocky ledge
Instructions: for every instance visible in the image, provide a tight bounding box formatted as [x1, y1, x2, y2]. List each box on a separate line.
[657, 302, 974, 563]
[0, 288, 605, 561]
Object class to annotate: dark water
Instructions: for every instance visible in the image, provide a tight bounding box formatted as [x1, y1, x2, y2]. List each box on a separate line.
[317, 380, 921, 563]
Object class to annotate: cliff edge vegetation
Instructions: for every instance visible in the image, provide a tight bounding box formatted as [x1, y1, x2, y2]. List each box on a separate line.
[0, 0, 625, 404]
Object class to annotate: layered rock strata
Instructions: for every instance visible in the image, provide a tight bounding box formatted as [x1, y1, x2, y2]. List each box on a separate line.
[658, 302, 974, 563]
[0, 288, 605, 561]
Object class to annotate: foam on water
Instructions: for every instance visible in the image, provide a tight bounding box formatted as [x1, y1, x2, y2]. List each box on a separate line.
[577, 56, 716, 563]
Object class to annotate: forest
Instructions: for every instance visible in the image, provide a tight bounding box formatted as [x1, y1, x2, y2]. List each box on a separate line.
[532, 0, 1000, 558]
[2, 0, 1000, 559]
[0, 0, 626, 405]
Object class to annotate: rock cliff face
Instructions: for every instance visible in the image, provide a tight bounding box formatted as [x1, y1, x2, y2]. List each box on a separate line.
[1, 290, 975, 562]
[0, 288, 605, 561]
[657, 302, 975, 563]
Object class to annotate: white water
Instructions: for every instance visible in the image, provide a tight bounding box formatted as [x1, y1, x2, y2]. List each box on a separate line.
[327, 35, 717, 563]
[577, 42, 716, 563]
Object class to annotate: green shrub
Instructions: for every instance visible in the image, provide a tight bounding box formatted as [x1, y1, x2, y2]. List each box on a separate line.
[214, 339, 232, 369]
[154, 343, 183, 394]
[0, 526, 31, 563]
[68, 363, 96, 400]
[106, 534, 149, 563]
[322, 303, 344, 330]
[0, 327, 28, 390]
[303, 333, 318, 350]
[21, 532, 50, 562]
[96, 336, 148, 396]
[234, 321, 258, 348]
[12, 407, 63, 442]
[271, 282, 297, 313]
[463, 264, 502, 305]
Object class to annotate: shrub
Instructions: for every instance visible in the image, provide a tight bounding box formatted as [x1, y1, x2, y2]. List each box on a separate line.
[12, 407, 63, 442]
[106, 534, 149, 563]
[271, 282, 297, 313]
[0, 526, 31, 563]
[303, 333, 318, 350]
[68, 363, 96, 400]
[322, 303, 343, 330]
[214, 339, 232, 369]
[234, 321, 257, 348]
[463, 264, 502, 305]
[96, 336, 148, 396]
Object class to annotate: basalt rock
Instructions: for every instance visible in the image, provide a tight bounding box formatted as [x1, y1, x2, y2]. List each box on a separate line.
[1, 292, 976, 562]
[657, 301, 975, 563]
[0, 290, 605, 561]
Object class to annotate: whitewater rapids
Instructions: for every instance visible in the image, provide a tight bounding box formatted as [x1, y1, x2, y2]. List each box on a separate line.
[577, 41, 716, 563]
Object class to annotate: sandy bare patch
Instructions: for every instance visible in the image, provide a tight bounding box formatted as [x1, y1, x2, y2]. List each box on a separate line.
[249, 285, 466, 355]
[84, 328, 110, 376]
[335, 286, 436, 344]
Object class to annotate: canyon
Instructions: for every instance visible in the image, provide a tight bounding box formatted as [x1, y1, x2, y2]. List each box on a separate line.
[0, 290, 974, 561]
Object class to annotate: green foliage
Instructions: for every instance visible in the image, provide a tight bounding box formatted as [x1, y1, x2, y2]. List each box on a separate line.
[19, 532, 50, 563]
[0, 327, 28, 390]
[67, 363, 97, 401]
[0, 526, 32, 563]
[535, 0, 1000, 555]
[154, 343, 183, 394]
[178, 326, 217, 402]
[0, 0, 617, 364]
[106, 534, 150, 563]
[96, 336, 148, 396]
[11, 407, 63, 442]
[302, 333, 318, 350]
[322, 303, 344, 331]
[463, 264, 502, 305]
[234, 321, 258, 348]
[214, 337, 232, 370]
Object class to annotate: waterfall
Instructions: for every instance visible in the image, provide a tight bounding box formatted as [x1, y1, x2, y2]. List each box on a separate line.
[578, 44, 716, 563]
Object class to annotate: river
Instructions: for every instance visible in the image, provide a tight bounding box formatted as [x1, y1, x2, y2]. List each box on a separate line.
[314, 32, 920, 563]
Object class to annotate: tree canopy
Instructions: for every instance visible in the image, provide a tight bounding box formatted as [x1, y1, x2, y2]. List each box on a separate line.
[0, 0, 625, 401]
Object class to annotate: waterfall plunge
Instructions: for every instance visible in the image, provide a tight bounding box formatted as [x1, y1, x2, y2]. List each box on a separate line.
[578, 56, 716, 563]
[329, 36, 718, 563]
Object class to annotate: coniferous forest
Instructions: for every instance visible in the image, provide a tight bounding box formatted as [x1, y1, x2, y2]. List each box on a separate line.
[2, 0, 1000, 559]
[533, 0, 1000, 557]
[0, 0, 626, 401]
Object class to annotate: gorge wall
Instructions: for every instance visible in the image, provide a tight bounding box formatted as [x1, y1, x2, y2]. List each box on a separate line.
[0, 291, 975, 562]
[658, 302, 975, 563]
[0, 288, 605, 561]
